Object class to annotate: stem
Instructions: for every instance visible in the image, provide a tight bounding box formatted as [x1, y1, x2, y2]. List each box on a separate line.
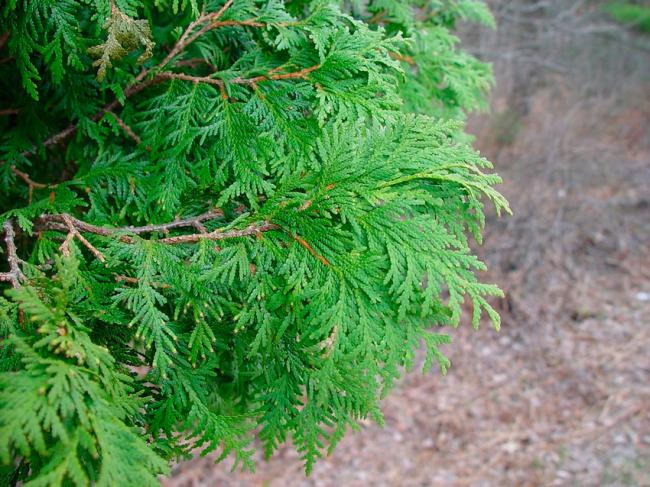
[104, 110, 141, 144]
[38, 213, 279, 246]
[38, 209, 225, 237]
[156, 64, 320, 88]
[157, 221, 279, 244]
[0, 220, 24, 288]
[59, 214, 107, 263]
[37, 213, 328, 266]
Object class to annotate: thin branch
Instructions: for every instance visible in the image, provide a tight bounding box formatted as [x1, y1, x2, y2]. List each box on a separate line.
[207, 0, 235, 22]
[38, 209, 225, 238]
[0, 31, 9, 52]
[38, 212, 330, 267]
[19, 76, 160, 157]
[367, 11, 386, 25]
[183, 18, 266, 48]
[156, 64, 320, 88]
[0, 108, 19, 116]
[9, 166, 53, 204]
[115, 274, 171, 289]
[291, 234, 330, 266]
[173, 57, 217, 69]
[157, 221, 279, 244]
[156, 71, 225, 87]
[0, 220, 24, 288]
[59, 231, 75, 256]
[39, 212, 279, 246]
[234, 64, 320, 84]
[105, 110, 141, 144]
[156, 0, 235, 70]
[389, 51, 416, 66]
[59, 214, 107, 263]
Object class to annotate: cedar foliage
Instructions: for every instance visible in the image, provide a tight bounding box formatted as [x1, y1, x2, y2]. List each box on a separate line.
[0, 0, 509, 484]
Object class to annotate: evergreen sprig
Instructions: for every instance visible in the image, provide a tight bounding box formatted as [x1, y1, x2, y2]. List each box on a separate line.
[0, 0, 508, 484]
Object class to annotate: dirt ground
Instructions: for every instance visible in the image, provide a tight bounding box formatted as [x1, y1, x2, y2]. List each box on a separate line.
[165, 5, 650, 486]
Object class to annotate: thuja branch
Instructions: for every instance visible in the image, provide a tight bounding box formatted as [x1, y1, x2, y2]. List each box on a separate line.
[14, 1, 279, 158]
[4, 2, 233, 158]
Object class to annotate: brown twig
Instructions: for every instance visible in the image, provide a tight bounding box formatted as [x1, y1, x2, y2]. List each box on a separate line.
[0, 108, 19, 116]
[157, 221, 279, 244]
[38, 212, 328, 267]
[104, 110, 141, 144]
[16, 76, 160, 158]
[38, 209, 225, 238]
[0, 31, 9, 52]
[59, 214, 107, 263]
[156, 64, 320, 88]
[115, 274, 171, 289]
[173, 57, 216, 69]
[0, 220, 24, 288]
[367, 11, 386, 25]
[9, 166, 53, 204]
[156, 0, 236, 71]
[291, 234, 330, 266]
[235, 64, 320, 84]
[389, 51, 416, 66]
[40, 212, 278, 246]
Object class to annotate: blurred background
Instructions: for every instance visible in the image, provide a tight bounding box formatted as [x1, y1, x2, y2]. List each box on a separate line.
[166, 1, 650, 485]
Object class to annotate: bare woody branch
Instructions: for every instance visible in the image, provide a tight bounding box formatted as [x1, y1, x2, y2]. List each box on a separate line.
[59, 214, 107, 263]
[0, 31, 9, 51]
[37, 212, 329, 266]
[0, 220, 25, 288]
[104, 110, 142, 145]
[38, 209, 225, 238]
[157, 222, 280, 244]
[9, 166, 53, 204]
[39, 212, 279, 246]
[155, 64, 320, 88]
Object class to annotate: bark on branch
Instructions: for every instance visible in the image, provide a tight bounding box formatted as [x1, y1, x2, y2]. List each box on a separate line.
[0, 220, 24, 288]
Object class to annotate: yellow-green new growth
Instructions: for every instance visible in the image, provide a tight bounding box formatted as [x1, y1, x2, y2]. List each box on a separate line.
[88, 4, 154, 81]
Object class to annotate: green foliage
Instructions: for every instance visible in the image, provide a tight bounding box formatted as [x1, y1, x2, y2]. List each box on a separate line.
[0, 0, 507, 484]
[604, 2, 650, 33]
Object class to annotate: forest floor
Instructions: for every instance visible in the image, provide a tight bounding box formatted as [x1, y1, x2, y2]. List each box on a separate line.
[166, 14, 650, 486]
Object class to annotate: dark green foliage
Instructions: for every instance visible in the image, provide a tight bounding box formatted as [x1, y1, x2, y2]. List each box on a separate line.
[0, 0, 508, 484]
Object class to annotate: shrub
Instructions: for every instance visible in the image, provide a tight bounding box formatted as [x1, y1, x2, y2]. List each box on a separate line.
[0, 0, 508, 484]
[604, 2, 650, 34]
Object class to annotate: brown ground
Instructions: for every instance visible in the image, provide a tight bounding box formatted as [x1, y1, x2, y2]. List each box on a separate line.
[166, 5, 650, 486]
